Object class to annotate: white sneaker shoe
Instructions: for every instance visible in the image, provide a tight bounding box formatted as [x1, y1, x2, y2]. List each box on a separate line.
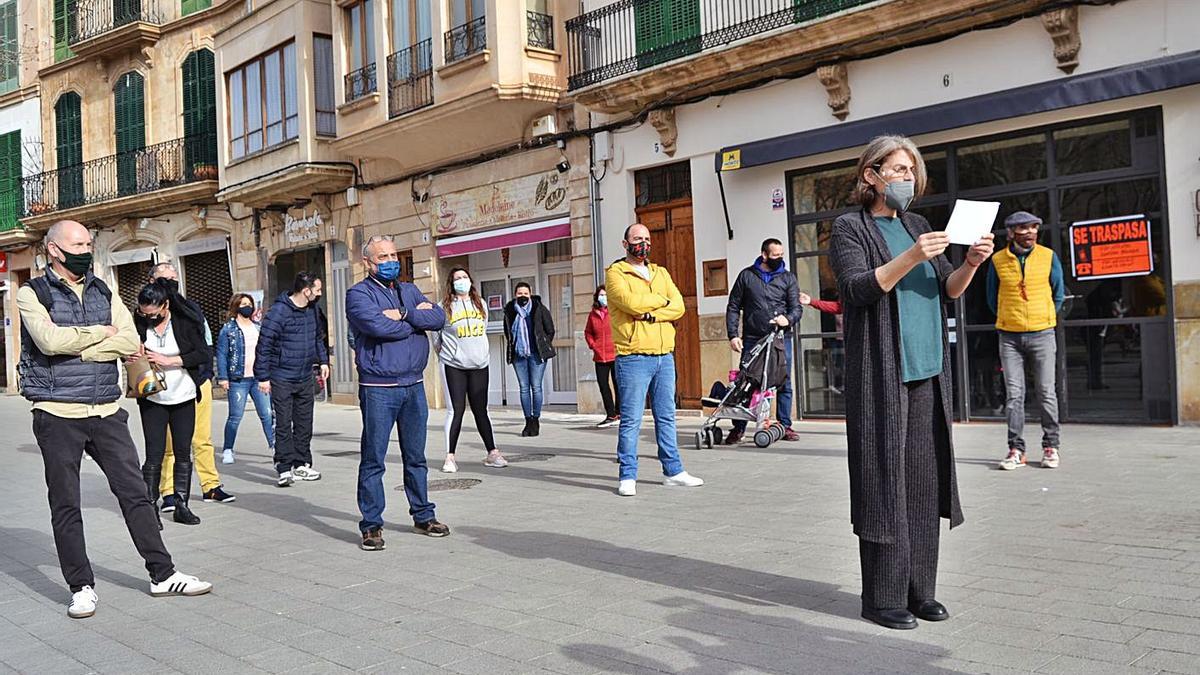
[68, 586, 97, 619]
[292, 465, 321, 481]
[221, 449, 235, 465]
[150, 571, 213, 597]
[483, 451, 508, 468]
[618, 479, 636, 497]
[663, 471, 704, 488]
[442, 456, 459, 473]
[276, 471, 294, 488]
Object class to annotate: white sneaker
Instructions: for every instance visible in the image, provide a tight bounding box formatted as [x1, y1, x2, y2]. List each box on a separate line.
[68, 586, 97, 619]
[617, 479, 636, 497]
[221, 449, 235, 465]
[292, 465, 321, 481]
[276, 471, 294, 488]
[150, 572, 213, 597]
[483, 451, 508, 468]
[663, 471, 704, 488]
[442, 456, 459, 473]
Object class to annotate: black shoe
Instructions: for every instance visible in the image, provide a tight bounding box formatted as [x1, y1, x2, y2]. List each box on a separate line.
[520, 417, 533, 437]
[530, 417, 540, 436]
[908, 599, 949, 621]
[160, 495, 176, 513]
[202, 486, 236, 503]
[413, 520, 450, 537]
[360, 528, 386, 551]
[724, 428, 744, 446]
[861, 606, 917, 630]
[173, 501, 201, 526]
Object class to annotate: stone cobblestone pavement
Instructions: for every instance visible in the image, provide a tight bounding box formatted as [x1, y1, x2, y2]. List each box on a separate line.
[2, 395, 1199, 675]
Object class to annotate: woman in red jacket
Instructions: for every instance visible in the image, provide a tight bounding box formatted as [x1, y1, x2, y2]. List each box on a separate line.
[584, 285, 620, 428]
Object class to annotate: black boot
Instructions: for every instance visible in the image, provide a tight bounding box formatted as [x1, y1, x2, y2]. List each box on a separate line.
[143, 463, 163, 530]
[520, 417, 533, 437]
[172, 460, 200, 525]
[173, 496, 201, 525]
[530, 417, 540, 437]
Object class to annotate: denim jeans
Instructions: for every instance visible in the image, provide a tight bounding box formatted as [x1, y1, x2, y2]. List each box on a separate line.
[224, 379, 274, 451]
[357, 384, 436, 533]
[615, 353, 685, 481]
[512, 355, 547, 418]
[999, 329, 1061, 451]
[733, 335, 794, 432]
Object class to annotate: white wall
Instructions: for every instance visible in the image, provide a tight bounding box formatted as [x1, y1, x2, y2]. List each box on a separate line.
[0, 97, 42, 176]
[595, 0, 1200, 312]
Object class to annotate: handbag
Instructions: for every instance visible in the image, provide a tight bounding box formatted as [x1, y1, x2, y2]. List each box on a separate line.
[125, 354, 167, 399]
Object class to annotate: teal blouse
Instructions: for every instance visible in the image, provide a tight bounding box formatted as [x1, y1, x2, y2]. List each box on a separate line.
[874, 216, 944, 383]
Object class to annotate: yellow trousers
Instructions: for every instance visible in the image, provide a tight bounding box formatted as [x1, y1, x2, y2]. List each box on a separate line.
[161, 379, 221, 493]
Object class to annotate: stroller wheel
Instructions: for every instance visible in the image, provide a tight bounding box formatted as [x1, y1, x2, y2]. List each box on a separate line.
[711, 427, 724, 447]
[702, 428, 714, 449]
[694, 431, 705, 450]
[753, 430, 772, 448]
[769, 425, 785, 442]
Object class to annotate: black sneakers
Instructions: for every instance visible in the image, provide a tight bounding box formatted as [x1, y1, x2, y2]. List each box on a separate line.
[360, 528, 385, 551]
[202, 486, 236, 503]
[413, 520, 450, 537]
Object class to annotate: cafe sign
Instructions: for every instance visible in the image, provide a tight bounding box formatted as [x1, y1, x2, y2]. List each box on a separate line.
[433, 171, 568, 236]
[284, 210, 326, 246]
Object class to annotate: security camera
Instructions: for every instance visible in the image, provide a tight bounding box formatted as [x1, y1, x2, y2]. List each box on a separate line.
[556, 160, 570, 173]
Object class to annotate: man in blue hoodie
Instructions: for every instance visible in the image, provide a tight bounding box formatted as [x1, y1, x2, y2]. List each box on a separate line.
[255, 271, 328, 487]
[347, 235, 449, 551]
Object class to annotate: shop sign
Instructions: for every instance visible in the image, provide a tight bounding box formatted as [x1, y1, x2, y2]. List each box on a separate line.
[720, 149, 741, 171]
[771, 188, 785, 211]
[1069, 214, 1153, 281]
[432, 171, 568, 236]
[0, 252, 7, 273]
[284, 210, 326, 245]
[487, 295, 503, 311]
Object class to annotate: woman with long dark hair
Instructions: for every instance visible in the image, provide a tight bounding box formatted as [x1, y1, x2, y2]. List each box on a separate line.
[216, 293, 274, 465]
[438, 267, 505, 473]
[584, 284, 619, 428]
[133, 279, 211, 526]
[830, 135, 993, 629]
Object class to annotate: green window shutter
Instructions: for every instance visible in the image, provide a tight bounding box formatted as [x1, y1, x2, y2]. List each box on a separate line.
[114, 72, 145, 196]
[54, 0, 75, 62]
[55, 92, 82, 208]
[635, 0, 699, 70]
[182, 49, 216, 171]
[0, 129, 19, 230]
[0, 1, 17, 93]
[181, 0, 212, 17]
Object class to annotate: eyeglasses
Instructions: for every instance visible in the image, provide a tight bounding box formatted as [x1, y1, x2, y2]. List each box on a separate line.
[873, 163, 916, 179]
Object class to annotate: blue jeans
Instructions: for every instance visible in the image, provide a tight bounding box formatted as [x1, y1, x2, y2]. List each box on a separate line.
[999, 329, 1060, 451]
[733, 336, 794, 432]
[615, 353, 685, 481]
[223, 379, 274, 451]
[512, 355, 547, 418]
[357, 384, 435, 532]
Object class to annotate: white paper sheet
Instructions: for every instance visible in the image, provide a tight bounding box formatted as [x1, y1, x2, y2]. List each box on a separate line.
[944, 199, 1000, 245]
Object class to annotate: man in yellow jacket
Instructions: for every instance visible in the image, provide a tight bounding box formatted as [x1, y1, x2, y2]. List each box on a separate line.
[605, 223, 704, 497]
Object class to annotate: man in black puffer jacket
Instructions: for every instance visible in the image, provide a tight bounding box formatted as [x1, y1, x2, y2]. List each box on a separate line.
[255, 272, 329, 487]
[724, 238, 802, 444]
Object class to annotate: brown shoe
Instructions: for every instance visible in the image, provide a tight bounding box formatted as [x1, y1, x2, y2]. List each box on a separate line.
[360, 527, 385, 551]
[782, 428, 800, 442]
[413, 520, 450, 537]
[724, 428, 744, 445]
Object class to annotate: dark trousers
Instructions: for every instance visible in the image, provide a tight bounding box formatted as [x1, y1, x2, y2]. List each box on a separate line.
[858, 377, 944, 609]
[32, 409, 175, 592]
[595, 361, 620, 418]
[272, 378, 315, 474]
[443, 364, 496, 454]
[137, 398, 196, 502]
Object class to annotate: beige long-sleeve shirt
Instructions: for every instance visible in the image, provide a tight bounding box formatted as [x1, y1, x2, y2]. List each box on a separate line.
[15, 271, 141, 419]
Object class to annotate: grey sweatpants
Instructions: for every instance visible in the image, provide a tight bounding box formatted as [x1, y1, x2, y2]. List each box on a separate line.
[999, 329, 1060, 452]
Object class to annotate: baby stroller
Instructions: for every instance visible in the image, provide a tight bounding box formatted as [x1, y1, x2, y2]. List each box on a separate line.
[696, 326, 789, 449]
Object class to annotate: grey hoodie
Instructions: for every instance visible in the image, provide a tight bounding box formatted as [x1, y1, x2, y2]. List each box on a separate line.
[438, 297, 491, 370]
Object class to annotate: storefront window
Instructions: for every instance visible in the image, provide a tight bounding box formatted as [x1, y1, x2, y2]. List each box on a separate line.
[956, 133, 1046, 190]
[1054, 119, 1131, 175]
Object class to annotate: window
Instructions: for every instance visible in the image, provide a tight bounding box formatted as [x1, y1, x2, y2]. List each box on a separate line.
[227, 43, 297, 161]
[53, 0, 75, 62]
[346, 0, 375, 72]
[182, 50, 217, 170]
[54, 92, 83, 208]
[0, 129, 19, 230]
[114, 71, 146, 196]
[0, 0, 17, 93]
[450, 0, 484, 26]
[391, 0, 431, 52]
[634, 0, 700, 69]
[446, 0, 485, 61]
[181, 0, 212, 16]
[313, 36, 336, 137]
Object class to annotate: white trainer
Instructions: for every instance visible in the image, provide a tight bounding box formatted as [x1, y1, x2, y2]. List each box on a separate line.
[663, 471, 704, 488]
[221, 449, 235, 465]
[292, 465, 321, 481]
[150, 572, 213, 597]
[442, 456, 458, 473]
[618, 479, 636, 497]
[68, 586, 97, 619]
[276, 471, 294, 488]
[483, 451, 508, 468]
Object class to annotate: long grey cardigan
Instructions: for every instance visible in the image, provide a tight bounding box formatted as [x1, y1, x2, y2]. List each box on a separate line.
[829, 208, 964, 544]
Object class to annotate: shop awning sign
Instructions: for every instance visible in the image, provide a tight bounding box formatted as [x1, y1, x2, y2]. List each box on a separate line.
[1068, 214, 1153, 281]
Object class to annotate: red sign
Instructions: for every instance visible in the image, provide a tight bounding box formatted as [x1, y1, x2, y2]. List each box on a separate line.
[1068, 214, 1153, 281]
[0, 252, 7, 274]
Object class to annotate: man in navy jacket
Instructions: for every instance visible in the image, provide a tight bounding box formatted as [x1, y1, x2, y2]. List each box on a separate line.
[255, 272, 329, 487]
[347, 235, 449, 551]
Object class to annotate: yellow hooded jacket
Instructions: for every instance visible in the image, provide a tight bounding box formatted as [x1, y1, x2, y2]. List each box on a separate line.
[605, 259, 686, 356]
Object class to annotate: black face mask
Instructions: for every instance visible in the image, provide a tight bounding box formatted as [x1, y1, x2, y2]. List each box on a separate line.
[516, 296, 530, 307]
[765, 257, 784, 271]
[238, 306, 255, 318]
[56, 248, 93, 278]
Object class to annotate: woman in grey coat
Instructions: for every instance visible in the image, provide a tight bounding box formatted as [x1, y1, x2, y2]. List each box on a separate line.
[830, 135, 994, 630]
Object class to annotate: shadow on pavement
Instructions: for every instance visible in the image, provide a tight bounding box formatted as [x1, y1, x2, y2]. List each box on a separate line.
[226, 490, 360, 545]
[0, 526, 153, 603]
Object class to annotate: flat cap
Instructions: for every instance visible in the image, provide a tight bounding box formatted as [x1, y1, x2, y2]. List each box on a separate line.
[1004, 211, 1042, 228]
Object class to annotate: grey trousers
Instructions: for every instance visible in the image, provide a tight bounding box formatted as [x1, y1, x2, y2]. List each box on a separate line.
[859, 377, 944, 609]
[999, 329, 1060, 452]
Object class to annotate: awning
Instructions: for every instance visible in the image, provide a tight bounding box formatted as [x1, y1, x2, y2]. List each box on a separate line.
[108, 246, 157, 266]
[436, 217, 571, 257]
[715, 49, 1200, 172]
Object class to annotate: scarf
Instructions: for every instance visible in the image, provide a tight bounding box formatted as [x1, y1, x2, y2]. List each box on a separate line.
[514, 300, 532, 358]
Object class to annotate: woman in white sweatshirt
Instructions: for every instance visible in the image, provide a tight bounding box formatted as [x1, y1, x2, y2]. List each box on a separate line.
[439, 268, 507, 472]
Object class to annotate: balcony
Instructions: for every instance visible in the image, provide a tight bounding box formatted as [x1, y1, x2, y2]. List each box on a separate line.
[344, 63, 378, 104]
[565, 0, 1054, 114]
[20, 135, 218, 229]
[445, 16, 487, 64]
[69, 0, 163, 61]
[527, 10, 555, 51]
[387, 39, 434, 118]
[0, 190, 37, 248]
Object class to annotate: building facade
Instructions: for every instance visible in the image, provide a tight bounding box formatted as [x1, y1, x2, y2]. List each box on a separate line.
[574, 0, 1200, 424]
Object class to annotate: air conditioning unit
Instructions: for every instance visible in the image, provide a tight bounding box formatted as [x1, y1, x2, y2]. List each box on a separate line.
[530, 114, 557, 139]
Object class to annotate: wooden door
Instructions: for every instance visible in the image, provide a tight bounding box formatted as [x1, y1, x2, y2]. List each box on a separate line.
[636, 200, 701, 408]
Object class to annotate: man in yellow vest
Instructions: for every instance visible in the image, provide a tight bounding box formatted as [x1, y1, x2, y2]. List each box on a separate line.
[605, 223, 705, 497]
[988, 211, 1065, 470]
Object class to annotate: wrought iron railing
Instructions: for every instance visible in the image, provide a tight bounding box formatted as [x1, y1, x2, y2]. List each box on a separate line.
[566, 0, 878, 90]
[527, 11, 555, 50]
[445, 15, 486, 63]
[344, 63, 378, 103]
[72, 0, 163, 44]
[387, 39, 434, 118]
[20, 134, 217, 217]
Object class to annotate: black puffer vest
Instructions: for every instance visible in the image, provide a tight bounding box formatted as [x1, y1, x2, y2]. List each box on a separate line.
[19, 273, 122, 404]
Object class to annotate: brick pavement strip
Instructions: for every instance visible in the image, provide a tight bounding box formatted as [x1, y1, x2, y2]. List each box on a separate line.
[3, 396, 1200, 674]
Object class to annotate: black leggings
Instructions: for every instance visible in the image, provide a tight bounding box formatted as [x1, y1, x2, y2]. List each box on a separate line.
[595, 361, 620, 418]
[137, 398, 196, 502]
[444, 364, 496, 455]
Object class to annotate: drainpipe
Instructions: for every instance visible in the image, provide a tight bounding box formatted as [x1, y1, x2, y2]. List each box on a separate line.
[588, 118, 604, 283]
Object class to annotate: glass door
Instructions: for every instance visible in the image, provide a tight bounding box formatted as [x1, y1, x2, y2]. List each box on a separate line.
[542, 268, 576, 404]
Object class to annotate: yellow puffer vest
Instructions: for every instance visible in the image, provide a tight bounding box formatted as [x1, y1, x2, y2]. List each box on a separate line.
[994, 244, 1057, 333]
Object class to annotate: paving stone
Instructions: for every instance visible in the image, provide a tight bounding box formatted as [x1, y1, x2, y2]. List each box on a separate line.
[1131, 650, 1200, 675]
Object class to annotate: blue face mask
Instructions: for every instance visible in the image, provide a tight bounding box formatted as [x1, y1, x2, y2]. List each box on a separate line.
[452, 279, 471, 295]
[375, 260, 401, 281]
[598, 295, 607, 307]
